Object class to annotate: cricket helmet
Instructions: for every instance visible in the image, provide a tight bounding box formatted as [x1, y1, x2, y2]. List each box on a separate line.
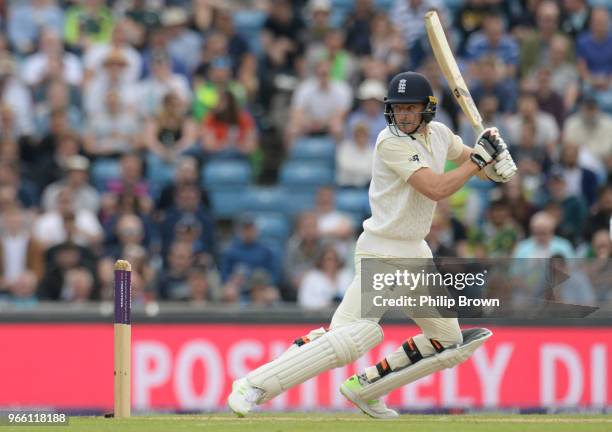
[384, 71, 437, 135]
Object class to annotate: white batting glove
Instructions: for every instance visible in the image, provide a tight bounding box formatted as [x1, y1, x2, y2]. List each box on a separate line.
[485, 149, 517, 182]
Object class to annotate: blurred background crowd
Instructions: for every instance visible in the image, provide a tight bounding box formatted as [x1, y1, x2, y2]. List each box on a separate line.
[0, 0, 611, 310]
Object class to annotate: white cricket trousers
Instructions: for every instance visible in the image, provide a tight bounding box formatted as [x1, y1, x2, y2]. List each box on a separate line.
[330, 241, 463, 356]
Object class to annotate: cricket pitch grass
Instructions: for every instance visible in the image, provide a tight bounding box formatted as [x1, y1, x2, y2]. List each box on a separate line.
[5, 413, 611, 432]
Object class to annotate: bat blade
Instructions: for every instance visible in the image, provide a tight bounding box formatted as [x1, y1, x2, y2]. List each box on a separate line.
[425, 11, 484, 135]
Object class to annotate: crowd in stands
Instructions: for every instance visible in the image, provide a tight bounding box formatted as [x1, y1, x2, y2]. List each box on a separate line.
[0, 0, 611, 309]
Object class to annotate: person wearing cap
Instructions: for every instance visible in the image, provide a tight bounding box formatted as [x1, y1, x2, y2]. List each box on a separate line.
[563, 92, 612, 169]
[41, 155, 100, 213]
[83, 19, 143, 83]
[345, 79, 387, 147]
[220, 215, 278, 298]
[304, 0, 333, 46]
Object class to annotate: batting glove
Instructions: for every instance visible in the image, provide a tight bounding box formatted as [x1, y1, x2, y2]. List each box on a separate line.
[485, 149, 517, 182]
[470, 128, 504, 170]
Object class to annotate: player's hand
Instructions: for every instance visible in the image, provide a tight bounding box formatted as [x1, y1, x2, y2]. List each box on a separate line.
[485, 149, 517, 182]
[470, 128, 505, 170]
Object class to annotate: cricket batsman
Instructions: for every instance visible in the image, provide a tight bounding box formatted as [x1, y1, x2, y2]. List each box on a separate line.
[228, 72, 517, 418]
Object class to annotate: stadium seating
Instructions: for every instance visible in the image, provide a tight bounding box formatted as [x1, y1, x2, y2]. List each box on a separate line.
[202, 160, 252, 191]
[279, 161, 334, 190]
[253, 212, 291, 242]
[288, 136, 336, 166]
[209, 190, 246, 218]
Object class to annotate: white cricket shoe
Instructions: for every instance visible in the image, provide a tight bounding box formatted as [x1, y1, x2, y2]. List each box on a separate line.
[340, 374, 399, 419]
[227, 377, 264, 417]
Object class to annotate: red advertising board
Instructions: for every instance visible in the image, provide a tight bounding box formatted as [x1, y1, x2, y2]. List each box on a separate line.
[0, 324, 610, 410]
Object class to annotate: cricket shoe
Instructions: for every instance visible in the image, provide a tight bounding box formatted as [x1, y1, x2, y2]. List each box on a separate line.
[340, 374, 399, 419]
[227, 377, 264, 417]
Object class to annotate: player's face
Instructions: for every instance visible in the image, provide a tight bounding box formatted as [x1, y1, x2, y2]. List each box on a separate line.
[393, 103, 425, 134]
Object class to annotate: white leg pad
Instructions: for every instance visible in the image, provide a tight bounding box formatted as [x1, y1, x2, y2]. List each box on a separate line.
[247, 320, 383, 403]
[359, 328, 492, 401]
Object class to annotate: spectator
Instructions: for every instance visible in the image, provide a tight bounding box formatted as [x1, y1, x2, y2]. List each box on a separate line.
[314, 186, 355, 258]
[520, 0, 573, 78]
[584, 184, 612, 241]
[577, 7, 612, 89]
[83, 88, 141, 158]
[344, 0, 376, 56]
[336, 122, 374, 188]
[201, 89, 258, 158]
[157, 156, 209, 212]
[550, 254, 596, 306]
[144, 92, 198, 161]
[506, 91, 559, 154]
[513, 211, 575, 259]
[466, 12, 519, 77]
[154, 240, 193, 300]
[22, 28, 84, 88]
[0, 54, 34, 137]
[212, 8, 250, 70]
[260, 0, 305, 77]
[521, 66, 565, 129]
[140, 23, 189, 80]
[83, 49, 138, 116]
[61, 267, 96, 302]
[584, 229, 612, 303]
[547, 34, 580, 112]
[161, 7, 203, 74]
[38, 235, 98, 300]
[563, 93, 612, 171]
[193, 55, 245, 121]
[285, 211, 323, 300]
[480, 200, 522, 258]
[454, 0, 495, 55]
[83, 18, 143, 83]
[298, 245, 352, 309]
[7, 271, 39, 307]
[137, 51, 191, 118]
[122, 0, 161, 50]
[427, 199, 469, 257]
[33, 188, 103, 248]
[63, 0, 114, 54]
[33, 79, 83, 137]
[0, 161, 39, 209]
[508, 118, 552, 178]
[304, 0, 333, 48]
[105, 153, 150, 199]
[470, 54, 517, 114]
[345, 79, 387, 147]
[558, 143, 599, 206]
[36, 132, 81, 191]
[221, 215, 278, 293]
[41, 155, 100, 213]
[365, 12, 407, 77]
[306, 29, 358, 85]
[186, 265, 210, 304]
[193, 32, 230, 88]
[560, 0, 591, 40]
[7, 0, 64, 56]
[542, 166, 588, 245]
[460, 94, 510, 147]
[248, 270, 280, 306]
[0, 206, 44, 295]
[287, 57, 352, 144]
[160, 182, 214, 259]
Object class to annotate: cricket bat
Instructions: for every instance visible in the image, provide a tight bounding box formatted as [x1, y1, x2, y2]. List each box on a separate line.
[425, 11, 484, 135]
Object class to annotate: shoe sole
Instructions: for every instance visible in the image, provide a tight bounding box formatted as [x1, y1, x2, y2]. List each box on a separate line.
[339, 384, 397, 419]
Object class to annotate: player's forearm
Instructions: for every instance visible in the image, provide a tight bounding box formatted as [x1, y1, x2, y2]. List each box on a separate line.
[430, 160, 480, 201]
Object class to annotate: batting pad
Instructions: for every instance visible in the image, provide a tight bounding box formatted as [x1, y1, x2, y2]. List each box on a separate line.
[358, 328, 492, 400]
[247, 320, 383, 403]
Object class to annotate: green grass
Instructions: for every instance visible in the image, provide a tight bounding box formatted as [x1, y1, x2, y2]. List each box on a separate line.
[7, 413, 612, 432]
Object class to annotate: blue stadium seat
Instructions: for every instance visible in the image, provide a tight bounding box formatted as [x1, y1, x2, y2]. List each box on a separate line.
[253, 212, 291, 242]
[146, 153, 176, 196]
[289, 136, 336, 164]
[242, 187, 287, 213]
[284, 190, 317, 216]
[210, 190, 246, 218]
[279, 161, 334, 190]
[374, 0, 394, 11]
[336, 189, 371, 216]
[203, 160, 252, 191]
[91, 159, 121, 191]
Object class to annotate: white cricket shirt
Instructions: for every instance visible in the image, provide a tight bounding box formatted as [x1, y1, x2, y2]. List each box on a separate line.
[357, 121, 464, 257]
